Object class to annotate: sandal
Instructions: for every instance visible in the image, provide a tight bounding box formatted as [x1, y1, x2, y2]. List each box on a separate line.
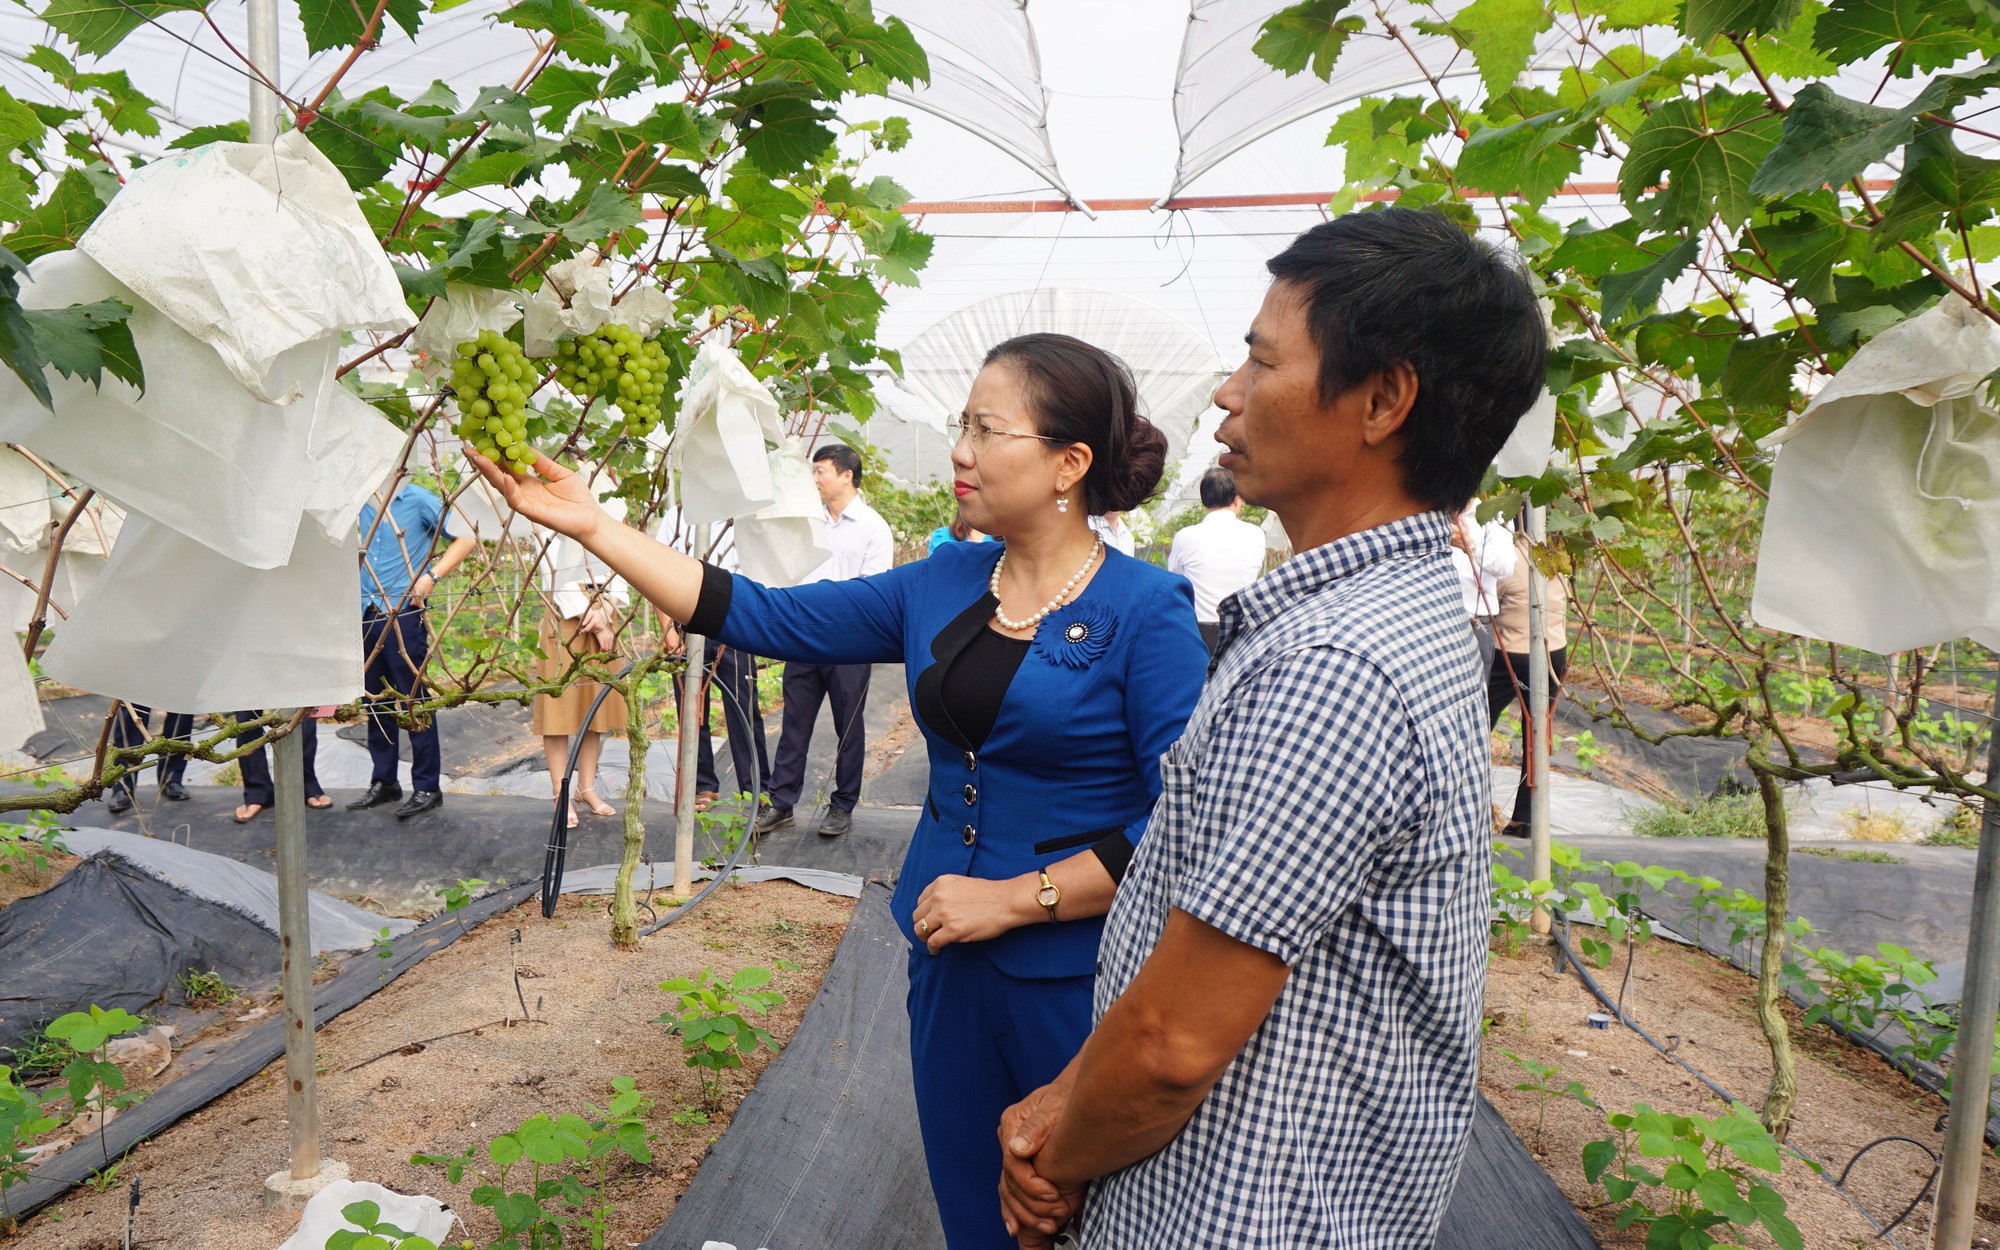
[694, 791, 719, 813]
[306, 795, 333, 809]
[576, 787, 616, 818]
[233, 803, 266, 824]
[553, 795, 579, 830]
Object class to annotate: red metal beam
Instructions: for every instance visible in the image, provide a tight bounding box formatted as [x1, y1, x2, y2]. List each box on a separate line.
[639, 180, 1899, 219]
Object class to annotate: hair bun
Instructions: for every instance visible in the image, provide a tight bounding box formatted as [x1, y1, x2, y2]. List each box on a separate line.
[1101, 411, 1167, 513]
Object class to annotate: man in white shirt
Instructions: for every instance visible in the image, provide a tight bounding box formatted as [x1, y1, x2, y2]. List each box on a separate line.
[1450, 500, 1516, 671]
[1167, 467, 1268, 652]
[1088, 511, 1137, 558]
[757, 443, 894, 838]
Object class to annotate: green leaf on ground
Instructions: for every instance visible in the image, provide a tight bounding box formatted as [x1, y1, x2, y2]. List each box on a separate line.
[1620, 91, 1782, 228]
[26, 299, 141, 393]
[1253, 0, 1365, 79]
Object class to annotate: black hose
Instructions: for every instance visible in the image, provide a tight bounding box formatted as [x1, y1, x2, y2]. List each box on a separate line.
[541, 659, 637, 918]
[638, 653, 763, 937]
[1548, 915, 1909, 1247]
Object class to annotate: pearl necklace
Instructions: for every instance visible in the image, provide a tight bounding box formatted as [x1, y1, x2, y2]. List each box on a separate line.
[990, 539, 1104, 632]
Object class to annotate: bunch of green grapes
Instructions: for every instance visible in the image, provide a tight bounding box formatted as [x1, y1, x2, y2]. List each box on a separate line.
[448, 329, 539, 474]
[553, 322, 671, 436]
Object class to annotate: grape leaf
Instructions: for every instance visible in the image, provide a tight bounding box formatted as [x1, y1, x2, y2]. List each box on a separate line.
[756, 34, 851, 96]
[559, 182, 641, 244]
[297, 0, 423, 55]
[1456, 0, 1553, 98]
[1815, 0, 1981, 75]
[1874, 128, 2000, 242]
[0, 166, 31, 225]
[1754, 211, 1856, 304]
[1737, 0, 1838, 77]
[39, 0, 208, 58]
[1620, 91, 1782, 228]
[1576, 0, 1682, 30]
[738, 97, 835, 174]
[0, 93, 47, 153]
[1599, 233, 1701, 320]
[167, 121, 249, 150]
[1718, 331, 1804, 411]
[0, 248, 50, 411]
[25, 298, 141, 394]
[1749, 82, 1940, 198]
[527, 66, 604, 131]
[393, 263, 449, 302]
[1683, 0, 1803, 42]
[1459, 109, 1590, 204]
[2, 170, 106, 263]
[1253, 0, 1366, 80]
[844, 18, 929, 87]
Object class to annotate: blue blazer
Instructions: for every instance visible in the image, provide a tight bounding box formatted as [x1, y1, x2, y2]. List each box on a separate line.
[695, 541, 1206, 979]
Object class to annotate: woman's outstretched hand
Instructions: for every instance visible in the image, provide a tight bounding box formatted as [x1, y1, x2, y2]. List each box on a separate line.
[465, 448, 605, 543]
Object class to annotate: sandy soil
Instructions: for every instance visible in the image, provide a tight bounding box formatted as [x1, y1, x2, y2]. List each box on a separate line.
[0, 851, 74, 910]
[1483, 934, 2000, 1249]
[11, 880, 855, 1250]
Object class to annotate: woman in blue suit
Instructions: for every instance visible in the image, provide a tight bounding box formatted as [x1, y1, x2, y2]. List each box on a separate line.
[472, 334, 1207, 1250]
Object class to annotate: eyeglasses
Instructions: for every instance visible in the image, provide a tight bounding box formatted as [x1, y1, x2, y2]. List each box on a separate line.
[946, 414, 1069, 452]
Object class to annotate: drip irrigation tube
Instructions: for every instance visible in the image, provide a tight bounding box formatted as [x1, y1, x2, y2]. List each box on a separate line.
[1548, 916, 1915, 1247]
[538, 650, 765, 937]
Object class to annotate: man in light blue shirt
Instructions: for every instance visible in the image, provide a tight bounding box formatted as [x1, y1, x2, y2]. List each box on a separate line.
[354, 480, 476, 820]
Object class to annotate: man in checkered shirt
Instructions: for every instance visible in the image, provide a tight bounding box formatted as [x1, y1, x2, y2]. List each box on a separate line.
[996, 209, 1548, 1249]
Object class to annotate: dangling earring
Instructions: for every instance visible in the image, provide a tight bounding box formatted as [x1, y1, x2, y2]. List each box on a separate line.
[1056, 493, 1070, 514]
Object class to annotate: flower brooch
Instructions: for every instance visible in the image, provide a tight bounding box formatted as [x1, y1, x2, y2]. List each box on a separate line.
[1034, 601, 1117, 670]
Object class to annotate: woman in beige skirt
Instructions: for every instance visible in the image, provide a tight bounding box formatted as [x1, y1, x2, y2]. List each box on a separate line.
[533, 470, 630, 827]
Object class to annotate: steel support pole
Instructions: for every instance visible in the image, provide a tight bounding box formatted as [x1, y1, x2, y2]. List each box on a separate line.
[1932, 682, 2000, 1249]
[246, 0, 280, 145]
[673, 525, 709, 899]
[272, 715, 320, 1180]
[1526, 505, 1553, 934]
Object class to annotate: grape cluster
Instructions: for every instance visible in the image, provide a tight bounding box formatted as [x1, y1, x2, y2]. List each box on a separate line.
[553, 323, 671, 436]
[449, 329, 539, 474]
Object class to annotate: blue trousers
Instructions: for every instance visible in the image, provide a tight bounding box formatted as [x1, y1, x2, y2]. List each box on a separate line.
[362, 608, 441, 791]
[907, 942, 1095, 1250]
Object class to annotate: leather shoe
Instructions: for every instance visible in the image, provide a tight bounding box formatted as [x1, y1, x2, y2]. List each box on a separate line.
[816, 808, 852, 838]
[159, 780, 189, 802]
[394, 790, 443, 820]
[754, 804, 794, 835]
[105, 787, 133, 816]
[347, 781, 403, 811]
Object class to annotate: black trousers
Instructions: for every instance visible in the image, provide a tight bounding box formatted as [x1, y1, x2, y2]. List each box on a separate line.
[236, 711, 323, 806]
[767, 662, 870, 813]
[108, 704, 194, 797]
[680, 644, 768, 798]
[1198, 621, 1222, 654]
[1487, 647, 1570, 829]
[362, 607, 441, 792]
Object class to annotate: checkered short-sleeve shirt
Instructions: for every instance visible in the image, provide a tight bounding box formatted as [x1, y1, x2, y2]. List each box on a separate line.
[1083, 510, 1493, 1250]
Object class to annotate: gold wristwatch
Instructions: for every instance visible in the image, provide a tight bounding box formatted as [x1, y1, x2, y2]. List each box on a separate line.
[1037, 871, 1061, 923]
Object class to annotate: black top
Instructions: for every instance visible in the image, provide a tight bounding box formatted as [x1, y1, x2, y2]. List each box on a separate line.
[938, 626, 1032, 750]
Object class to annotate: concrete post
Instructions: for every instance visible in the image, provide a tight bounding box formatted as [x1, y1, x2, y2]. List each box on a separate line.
[673, 524, 709, 898]
[1527, 505, 1553, 935]
[1931, 683, 2000, 1249]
